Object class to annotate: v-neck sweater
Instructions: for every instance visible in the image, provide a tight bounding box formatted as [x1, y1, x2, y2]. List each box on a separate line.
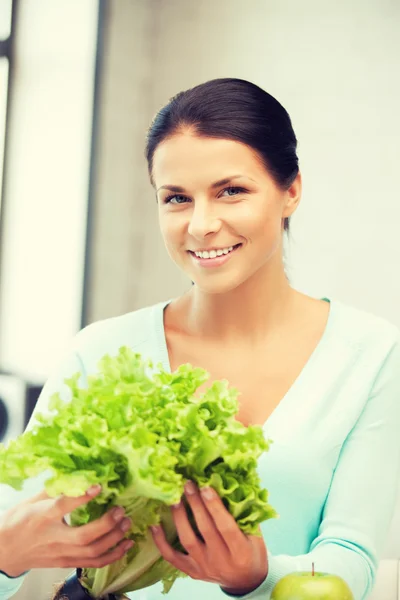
[1, 297, 399, 600]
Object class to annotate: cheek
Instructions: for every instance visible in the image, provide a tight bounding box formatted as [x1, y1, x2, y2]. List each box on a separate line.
[158, 214, 184, 250]
[236, 202, 276, 235]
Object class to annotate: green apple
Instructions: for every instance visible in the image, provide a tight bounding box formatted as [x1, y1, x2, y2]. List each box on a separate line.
[271, 563, 354, 600]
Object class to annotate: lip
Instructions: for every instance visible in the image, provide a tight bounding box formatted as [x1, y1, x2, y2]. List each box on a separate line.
[188, 243, 242, 268]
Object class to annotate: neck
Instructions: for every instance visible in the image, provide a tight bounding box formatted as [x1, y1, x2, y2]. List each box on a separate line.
[184, 260, 300, 345]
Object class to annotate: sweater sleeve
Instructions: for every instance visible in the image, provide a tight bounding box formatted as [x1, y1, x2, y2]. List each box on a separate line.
[222, 333, 400, 600]
[0, 350, 86, 599]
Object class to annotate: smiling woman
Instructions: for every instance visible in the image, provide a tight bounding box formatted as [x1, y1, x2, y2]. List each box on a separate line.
[145, 79, 301, 301]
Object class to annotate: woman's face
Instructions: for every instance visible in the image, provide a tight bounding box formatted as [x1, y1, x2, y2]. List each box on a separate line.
[152, 132, 300, 295]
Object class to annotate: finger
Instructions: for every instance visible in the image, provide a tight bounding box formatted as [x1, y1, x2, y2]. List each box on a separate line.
[75, 519, 133, 558]
[170, 501, 204, 559]
[27, 485, 101, 508]
[66, 508, 128, 546]
[57, 538, 134, 570]
[151, 524, 197, 576]
[183, 482, 226, 550]
[198, 485, 248, 555]
[48, 485, 103, 520]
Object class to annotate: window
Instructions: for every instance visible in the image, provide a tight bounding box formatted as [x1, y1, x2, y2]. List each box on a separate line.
[0, 0, 12, 213]
[0, 57, 8, 210]
[0, 0, 12, 40]
[0, 0, 100, 378]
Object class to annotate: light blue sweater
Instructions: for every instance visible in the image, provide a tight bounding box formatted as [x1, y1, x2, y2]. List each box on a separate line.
[1, 297, 400, 600]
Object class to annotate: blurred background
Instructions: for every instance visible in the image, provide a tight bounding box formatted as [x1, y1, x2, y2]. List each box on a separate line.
[0, 0, 399, 598]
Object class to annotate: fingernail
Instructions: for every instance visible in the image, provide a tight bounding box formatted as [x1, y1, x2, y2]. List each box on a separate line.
[112, 506, 124, 521]
[120, 518, 131, 532]
[124, 540, 134, 550]
[200, 487, 215, 501]
[150, 525, 160, 534]
[185, 481, 197, 495]
[171, 502, 181, 510]
[87, 485, 101, 496]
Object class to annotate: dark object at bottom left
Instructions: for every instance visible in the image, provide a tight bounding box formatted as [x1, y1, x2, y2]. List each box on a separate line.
[52, 569, 119, 600]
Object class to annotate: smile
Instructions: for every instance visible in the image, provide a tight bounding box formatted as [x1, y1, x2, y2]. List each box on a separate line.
[188, 243, 242, 268]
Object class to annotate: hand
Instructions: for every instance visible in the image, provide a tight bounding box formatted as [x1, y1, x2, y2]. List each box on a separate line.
[151, 481, 268, 595]
[0, 485, 134, 577]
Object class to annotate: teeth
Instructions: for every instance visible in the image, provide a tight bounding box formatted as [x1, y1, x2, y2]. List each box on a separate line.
[194, 246, 235, 259]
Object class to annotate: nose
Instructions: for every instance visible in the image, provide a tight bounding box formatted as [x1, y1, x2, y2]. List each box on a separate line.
[187, 202, 222, 240]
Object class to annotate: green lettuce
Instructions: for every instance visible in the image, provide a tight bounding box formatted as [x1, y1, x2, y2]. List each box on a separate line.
[0, 347, 278, 598]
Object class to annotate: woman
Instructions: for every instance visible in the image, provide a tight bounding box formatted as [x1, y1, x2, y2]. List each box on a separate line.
[1, 78, 399, 600]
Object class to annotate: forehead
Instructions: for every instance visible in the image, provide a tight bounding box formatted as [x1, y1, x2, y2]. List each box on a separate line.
[152, 133, 265, 185]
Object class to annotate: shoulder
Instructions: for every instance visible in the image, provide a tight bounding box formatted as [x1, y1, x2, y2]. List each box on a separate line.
[331, 297, 400, 350]
[330, 298, 400, 385]
[69, 299, 171, 373]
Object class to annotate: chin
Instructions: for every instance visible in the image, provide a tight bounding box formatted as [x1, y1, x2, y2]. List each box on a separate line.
[190, 273, 249, 295]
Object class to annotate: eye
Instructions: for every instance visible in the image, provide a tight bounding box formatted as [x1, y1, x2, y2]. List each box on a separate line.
[163, 186, 246, 204]
[221, 186, 246, 197]
[164, 194, 190, 205]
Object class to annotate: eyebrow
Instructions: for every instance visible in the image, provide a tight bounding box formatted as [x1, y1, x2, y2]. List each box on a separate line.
[156, 175, 254, 193]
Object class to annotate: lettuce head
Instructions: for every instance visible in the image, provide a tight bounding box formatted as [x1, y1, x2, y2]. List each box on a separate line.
[0, 347, 277, 598]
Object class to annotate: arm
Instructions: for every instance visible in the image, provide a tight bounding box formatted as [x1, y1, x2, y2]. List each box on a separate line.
[224, 332, 400, 600]
[0, 350, 86, 599]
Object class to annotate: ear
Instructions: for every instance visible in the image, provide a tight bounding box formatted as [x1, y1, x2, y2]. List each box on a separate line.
[282, 172, 302, 218]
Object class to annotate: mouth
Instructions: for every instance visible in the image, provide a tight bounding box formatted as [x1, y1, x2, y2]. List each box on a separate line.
[188, 243, 242, 268]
